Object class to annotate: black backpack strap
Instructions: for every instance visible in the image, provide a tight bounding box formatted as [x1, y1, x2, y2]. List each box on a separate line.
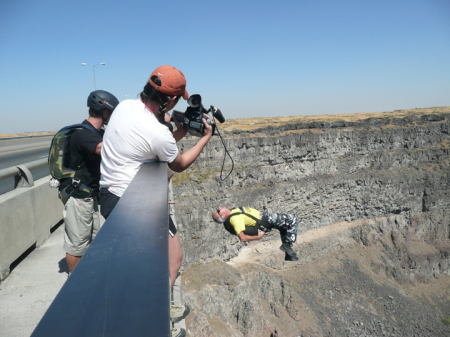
[228, 207, 260, 222]
[223, 218, 236, 235]
[224, 208, 261, 236]
[81, 123, 97, 132]
[57, 123, 96, 133]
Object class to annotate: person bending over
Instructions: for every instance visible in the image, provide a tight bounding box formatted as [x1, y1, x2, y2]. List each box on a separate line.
[212, 206, 299, 261]
[100, 65, 213, 332]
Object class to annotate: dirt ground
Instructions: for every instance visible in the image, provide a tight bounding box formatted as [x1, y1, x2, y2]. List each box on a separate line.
[183, 216, 450, 336]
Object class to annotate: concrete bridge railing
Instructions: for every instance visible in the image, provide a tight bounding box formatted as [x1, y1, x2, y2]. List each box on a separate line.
[0, 134, 61, 281]
[31, 162, 171, 336]
[0, 173, 63, 281]
[1, 137, 174, 335]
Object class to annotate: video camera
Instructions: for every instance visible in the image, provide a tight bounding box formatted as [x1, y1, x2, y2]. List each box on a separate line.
[172, 94, 225, 137]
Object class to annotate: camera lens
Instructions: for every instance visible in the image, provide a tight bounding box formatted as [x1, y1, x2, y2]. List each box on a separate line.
[188, 94, 202, 108]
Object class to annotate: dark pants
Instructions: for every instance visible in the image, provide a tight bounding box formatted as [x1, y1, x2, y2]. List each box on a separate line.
[100, 188, 120, 220]
[99, 188, 177, 236]
[261, 211, 298, 244]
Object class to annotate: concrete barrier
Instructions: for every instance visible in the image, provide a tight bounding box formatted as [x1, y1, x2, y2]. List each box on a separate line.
[32, 163, 171, 337]
[0, 175, 63, 281]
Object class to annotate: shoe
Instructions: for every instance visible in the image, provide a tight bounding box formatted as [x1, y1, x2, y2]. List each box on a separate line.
[280, 243, 299, 261]
[171, 328, 186, 337]
[284, 252, 299, 261]
[171, 302, 190, 322]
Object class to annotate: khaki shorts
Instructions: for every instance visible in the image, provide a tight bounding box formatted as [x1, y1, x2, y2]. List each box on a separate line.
[63, 196, 101, 256]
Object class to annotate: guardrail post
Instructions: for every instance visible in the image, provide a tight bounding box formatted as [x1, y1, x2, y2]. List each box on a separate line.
[14, 165, 35, 188]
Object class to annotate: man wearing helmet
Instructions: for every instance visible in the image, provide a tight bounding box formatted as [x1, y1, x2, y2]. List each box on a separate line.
[59, 90, 119, 275]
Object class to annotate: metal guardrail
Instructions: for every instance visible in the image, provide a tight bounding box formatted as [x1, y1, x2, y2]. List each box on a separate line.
[0, 158, 48, 188]
[31, 162, 170, 336]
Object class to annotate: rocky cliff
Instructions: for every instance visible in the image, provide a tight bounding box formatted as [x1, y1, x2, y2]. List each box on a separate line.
[172, 107, 450, 336]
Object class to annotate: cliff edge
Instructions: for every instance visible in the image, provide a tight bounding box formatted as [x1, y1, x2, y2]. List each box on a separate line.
[173, 107, 450, 336]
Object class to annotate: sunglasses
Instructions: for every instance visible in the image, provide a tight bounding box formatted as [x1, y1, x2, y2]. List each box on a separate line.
[217, 208, 221, 215]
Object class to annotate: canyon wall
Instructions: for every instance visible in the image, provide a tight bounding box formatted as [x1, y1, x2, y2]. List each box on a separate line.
[172, 109, 450, 336]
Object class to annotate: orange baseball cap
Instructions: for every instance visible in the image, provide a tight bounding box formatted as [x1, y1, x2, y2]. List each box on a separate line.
[148, 65, 189, 100]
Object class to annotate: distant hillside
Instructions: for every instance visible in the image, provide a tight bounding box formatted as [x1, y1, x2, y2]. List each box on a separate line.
[218, 106, 450, 138]
[0, 131, 55, 138]
[2, 106, 449, 138]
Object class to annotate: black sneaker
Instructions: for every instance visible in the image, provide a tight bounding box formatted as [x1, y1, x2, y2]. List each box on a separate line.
[280, 243, 299, 261]
[284, 252, 299, 261]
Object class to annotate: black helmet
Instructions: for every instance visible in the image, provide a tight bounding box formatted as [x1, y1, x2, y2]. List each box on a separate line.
[87, 90, 119, 112]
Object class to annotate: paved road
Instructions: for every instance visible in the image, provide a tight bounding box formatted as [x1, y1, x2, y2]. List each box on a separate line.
[0, 138, 52, 195]
[0, 147, 49, 170]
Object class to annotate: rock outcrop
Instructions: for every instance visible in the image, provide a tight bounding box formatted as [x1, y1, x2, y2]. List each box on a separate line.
[172, 108, 450, 336]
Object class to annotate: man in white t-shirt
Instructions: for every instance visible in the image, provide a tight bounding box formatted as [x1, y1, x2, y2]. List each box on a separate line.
[100, 65, 213, 333]
[100, 98, 179, 197]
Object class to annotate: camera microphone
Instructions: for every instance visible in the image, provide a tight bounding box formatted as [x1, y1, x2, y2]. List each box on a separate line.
[173, 94, 233, 180]
[211, 106, 225, 123]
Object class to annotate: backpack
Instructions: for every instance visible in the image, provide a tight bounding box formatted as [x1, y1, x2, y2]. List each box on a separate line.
[48, 123, 97, 203]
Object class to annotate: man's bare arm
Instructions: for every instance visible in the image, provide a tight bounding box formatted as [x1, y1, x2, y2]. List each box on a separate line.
[94, 142, 103, 155]
[168, 117, 213, 172]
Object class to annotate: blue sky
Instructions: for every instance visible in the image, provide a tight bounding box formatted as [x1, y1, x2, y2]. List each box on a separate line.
[1, 0, 449, 134]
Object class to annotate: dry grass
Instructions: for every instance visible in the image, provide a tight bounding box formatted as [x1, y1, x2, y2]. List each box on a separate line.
[0, 131, 56, 138]
[219, 106, 450, 134]
[2, 106, 449, 138]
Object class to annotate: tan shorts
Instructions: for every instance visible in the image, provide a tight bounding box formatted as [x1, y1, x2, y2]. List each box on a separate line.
[63, 196, 101, 256]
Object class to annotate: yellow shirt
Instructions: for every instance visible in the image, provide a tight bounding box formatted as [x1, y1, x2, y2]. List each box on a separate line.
[229, 207, 261, 235]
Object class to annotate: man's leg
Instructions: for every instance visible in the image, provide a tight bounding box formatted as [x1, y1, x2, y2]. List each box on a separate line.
[169, 234, 189, 322]
[66, 254, 81, 273]
[99, 188, 120, 220]
[63, 197, 95, 273]
[271, 213, 299, 261]
[169, 232, 183, 289]
[267, 213, 299, 243]
[168, 216, 190, 322]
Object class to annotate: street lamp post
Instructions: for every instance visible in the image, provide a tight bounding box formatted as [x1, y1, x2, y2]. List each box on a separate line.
[81, 62, 105, 90]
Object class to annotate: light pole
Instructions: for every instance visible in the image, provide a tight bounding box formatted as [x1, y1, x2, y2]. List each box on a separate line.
[81, 62, 105, 90]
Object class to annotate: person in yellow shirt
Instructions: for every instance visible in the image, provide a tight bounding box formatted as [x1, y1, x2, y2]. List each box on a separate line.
[212, 206, 299, 261]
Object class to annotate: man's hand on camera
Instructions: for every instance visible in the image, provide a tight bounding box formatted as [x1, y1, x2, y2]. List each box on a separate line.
[168, 114, 214, 173]
[202, 114, 214, 138]
[171, 113, 184, 130]
[171, 112, 187, 141]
